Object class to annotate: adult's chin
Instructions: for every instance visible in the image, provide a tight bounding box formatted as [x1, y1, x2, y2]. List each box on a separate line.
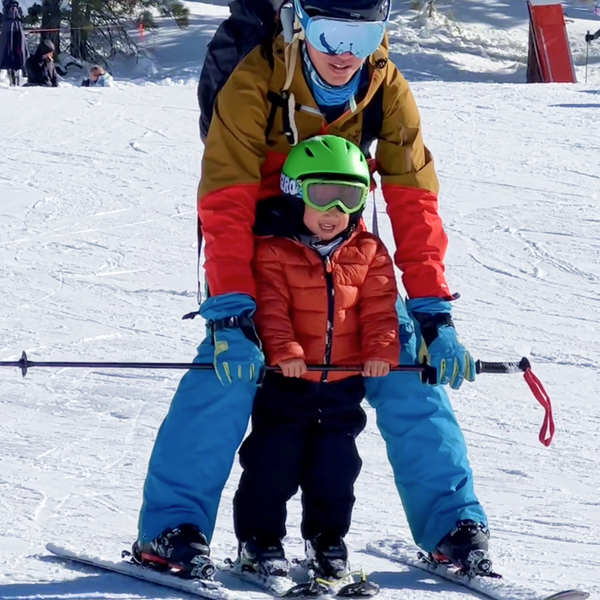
[325, 68, 355, 86]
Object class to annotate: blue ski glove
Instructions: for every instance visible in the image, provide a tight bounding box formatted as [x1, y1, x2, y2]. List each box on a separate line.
[199, 293, 265, 387]
[406, 297, 476, 390]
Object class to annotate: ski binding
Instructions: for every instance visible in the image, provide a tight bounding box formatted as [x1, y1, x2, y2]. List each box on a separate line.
[46, 543, 234, 600]
[366, 539, 589, 600]
[294, 558, 380, 597]
[221, 556, 325, 597]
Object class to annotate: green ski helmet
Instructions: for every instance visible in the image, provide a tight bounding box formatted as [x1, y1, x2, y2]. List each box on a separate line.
[280, 135, 371, 215]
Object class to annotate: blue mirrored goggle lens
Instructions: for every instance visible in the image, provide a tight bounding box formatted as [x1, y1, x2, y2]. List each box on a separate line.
[304, 18, 386, 59]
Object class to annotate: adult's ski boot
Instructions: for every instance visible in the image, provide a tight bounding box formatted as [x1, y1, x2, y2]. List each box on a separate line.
[238, 538, 291, 577]
[305, 534, 350, 580]
[131, 523, 216, 579]
[433, 520, 492, 575]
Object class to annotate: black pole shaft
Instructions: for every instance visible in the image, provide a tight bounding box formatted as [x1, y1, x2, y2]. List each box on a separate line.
[586, 36, 590, 84]
[0, 352, 531, 378]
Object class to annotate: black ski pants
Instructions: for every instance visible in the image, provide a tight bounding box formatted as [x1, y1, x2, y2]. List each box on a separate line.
[233, 372, 367, 545]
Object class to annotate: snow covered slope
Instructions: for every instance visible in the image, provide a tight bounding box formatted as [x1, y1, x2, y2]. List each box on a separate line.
[386, 0, 600, 84]
[1, 1, 600, 599]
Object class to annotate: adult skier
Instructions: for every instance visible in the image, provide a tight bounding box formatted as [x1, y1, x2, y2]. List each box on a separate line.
[133, 0, 491, 579]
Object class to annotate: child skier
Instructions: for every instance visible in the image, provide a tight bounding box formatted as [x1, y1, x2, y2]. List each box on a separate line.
[232, 134, 400, 579]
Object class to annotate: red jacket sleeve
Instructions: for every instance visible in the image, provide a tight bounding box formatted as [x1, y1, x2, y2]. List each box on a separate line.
[253, 242, 305, 365]
[383, 183, 450, 299]
[200, 184, 259, 297]
[375, 65, 451, 299]
[197, 46, 271, 298]
[358, 240, 400, 365]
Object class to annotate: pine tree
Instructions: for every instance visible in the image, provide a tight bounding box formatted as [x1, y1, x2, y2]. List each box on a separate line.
[29, 0, 190, 61]
[41, 0, 61, 50]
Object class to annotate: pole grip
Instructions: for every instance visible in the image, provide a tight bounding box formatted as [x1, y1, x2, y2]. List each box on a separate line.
[476, 357, 531, 374]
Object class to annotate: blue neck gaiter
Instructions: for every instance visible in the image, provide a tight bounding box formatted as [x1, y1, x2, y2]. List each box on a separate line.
[301, 43, 362, 111]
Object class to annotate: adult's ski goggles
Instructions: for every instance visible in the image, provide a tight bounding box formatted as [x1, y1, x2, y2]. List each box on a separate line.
[300, 179, 369, 214]
[295, 2, 390, 59]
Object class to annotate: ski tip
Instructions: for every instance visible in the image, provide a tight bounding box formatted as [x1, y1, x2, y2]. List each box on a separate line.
[543, 591, 590, 600]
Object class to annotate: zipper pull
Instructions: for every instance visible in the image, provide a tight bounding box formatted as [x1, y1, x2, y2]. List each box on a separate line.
[325, 256, 332, 273]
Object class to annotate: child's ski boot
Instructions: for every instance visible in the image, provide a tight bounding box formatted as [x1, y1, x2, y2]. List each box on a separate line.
[238, 539, 290, 577]
[305, 535, 349, 580]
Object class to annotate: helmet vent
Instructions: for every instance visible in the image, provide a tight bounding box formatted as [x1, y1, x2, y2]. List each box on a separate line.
[305, 148, 315, 157]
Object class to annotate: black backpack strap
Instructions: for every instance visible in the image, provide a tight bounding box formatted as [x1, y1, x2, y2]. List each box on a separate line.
[265, 91, 282, 142]
[265, 90, 305, 144]
[183, 217, 205, 320]
[359, 83, 385, 156]
[198, 0, 277, 141]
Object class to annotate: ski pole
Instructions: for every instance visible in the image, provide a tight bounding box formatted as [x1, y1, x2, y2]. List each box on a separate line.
[0, 352, 552, 445]
[0, 351, 530, 378]
[586, 35, 590, 84]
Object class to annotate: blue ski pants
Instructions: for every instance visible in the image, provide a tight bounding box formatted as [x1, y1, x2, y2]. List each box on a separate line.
[137, 300, 487, 553]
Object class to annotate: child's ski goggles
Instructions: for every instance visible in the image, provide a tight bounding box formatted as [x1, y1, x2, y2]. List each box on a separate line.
[300, 179, 368, 214]
[295, 2, 389, 59]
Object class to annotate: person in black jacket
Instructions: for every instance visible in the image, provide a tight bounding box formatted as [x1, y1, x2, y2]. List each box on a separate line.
[25, 39, 58, 87]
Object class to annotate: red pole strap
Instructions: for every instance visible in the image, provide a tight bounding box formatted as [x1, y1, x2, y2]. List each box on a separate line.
[523, 368, 555, 446]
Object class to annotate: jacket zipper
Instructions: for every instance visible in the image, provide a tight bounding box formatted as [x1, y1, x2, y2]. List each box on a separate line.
[322, 255, 335, 383]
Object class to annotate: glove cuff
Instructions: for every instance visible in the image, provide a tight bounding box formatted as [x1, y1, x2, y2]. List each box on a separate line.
[199, 293, 256, 321]
[211, 315, 255, 332]
[406, 297, 453, 315]
[412, 312, 455, 347]
[209, 313, 262, 349]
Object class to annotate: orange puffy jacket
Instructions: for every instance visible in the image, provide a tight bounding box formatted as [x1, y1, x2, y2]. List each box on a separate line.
[253, 225, 400, 383]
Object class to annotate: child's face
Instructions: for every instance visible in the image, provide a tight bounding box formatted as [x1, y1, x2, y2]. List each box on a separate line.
[303, 205, 350, 241]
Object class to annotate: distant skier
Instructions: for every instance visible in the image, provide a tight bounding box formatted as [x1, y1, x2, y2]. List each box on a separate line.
[0, 0, 29, 86]
[25, 39, 58, 87]
[133, 0, 491, 581]
[233, 134, 399, 578]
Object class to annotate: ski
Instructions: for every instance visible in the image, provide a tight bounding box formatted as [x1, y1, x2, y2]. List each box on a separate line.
[221, 557, 326, 597]
[365, 539, 589, 600]
[46, 543, 236, 600]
